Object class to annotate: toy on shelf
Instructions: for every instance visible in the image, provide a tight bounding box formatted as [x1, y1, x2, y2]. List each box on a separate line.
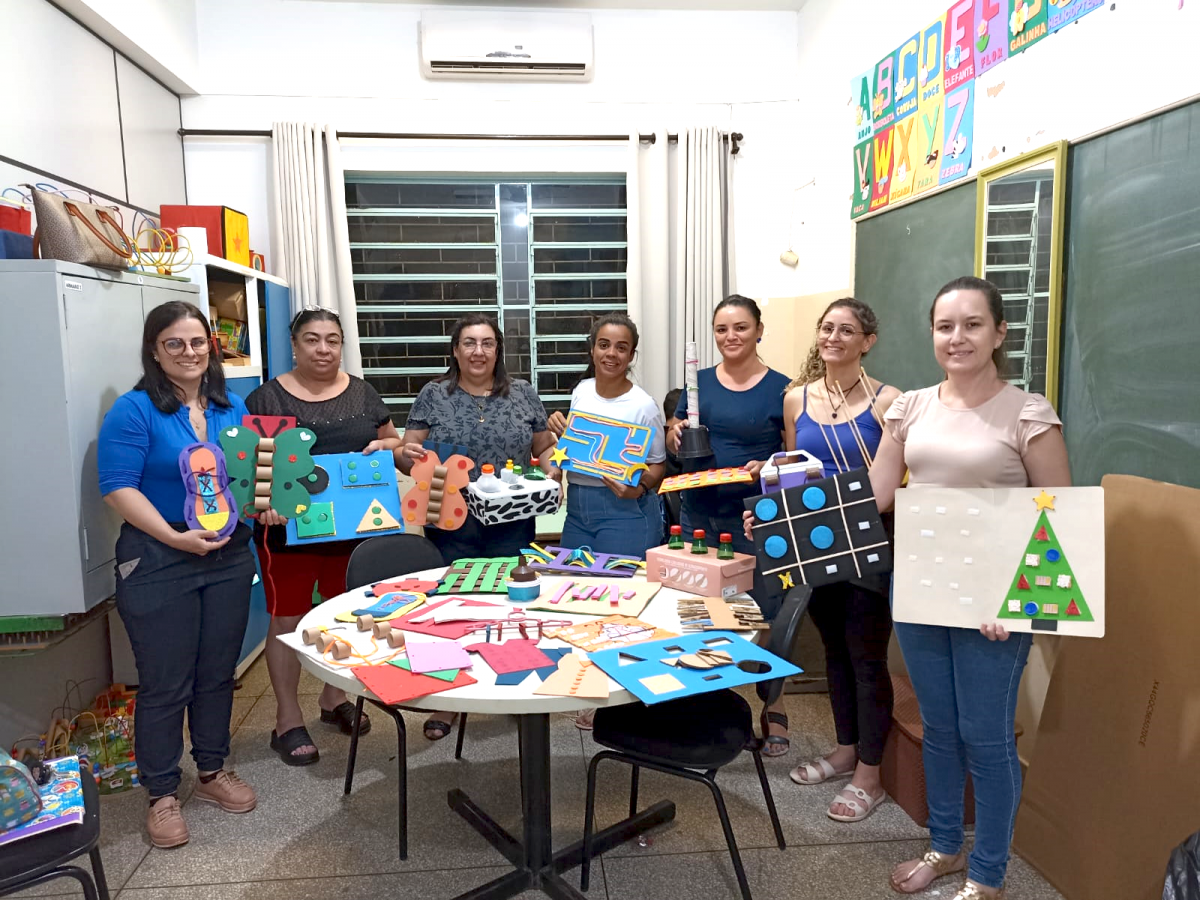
[759, 449, 825, 494]
[744, 467, 892, 603]
[219, 415, 317, 519]
[401, 448, 473, 531]
[549, 411, 653, 486]
[589, 631, 802, 705]
[546, 615, 678, 652]
[178, 443, 239, 539]
[677, 596, 767, 632]
[657, 467, 755, 494]
[676, 340, 714, 462]
[505, 555, 542, 603]
[646, 529, 756, 598]
[893, 487, 1105, 636]
[522, 543, 645, 578]
[466, 460, 560, 525]
[434, 557, 518, 594]
[160, 204, 250, 268]
[527, 577, 661, 618]
[284, 451, 405, 546]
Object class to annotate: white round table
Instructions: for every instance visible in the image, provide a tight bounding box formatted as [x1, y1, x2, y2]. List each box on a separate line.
[290, 566, 731, 900]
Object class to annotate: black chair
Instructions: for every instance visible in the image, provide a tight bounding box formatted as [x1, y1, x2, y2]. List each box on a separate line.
[581, 586, 813, 900]
[342, 533, 469, 860]
[0, 762, 110, 900]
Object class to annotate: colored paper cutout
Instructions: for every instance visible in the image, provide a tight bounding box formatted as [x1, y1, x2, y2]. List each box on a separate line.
[526, 577, 661, 618]
[374, 578, 439, 597]
[390, 597, 510, 640]
[402, 449, 473, 531]
[1034, 490, 1056, 511]
[334, 591, 426, 624]
[492, 647, 572, 685]
[435, 558, 518, 594]
[547, 615, 678, 653]
[389, 657, 459, 682]
[640, 673, 686, 696]
[406, 640, 472, 674]
[463, 639, 554, 675]
[533, 656, 610, 699]
[351, 664, 476, 706]
[357, 498, 401, 534]
[522, 544, 644, 578]
[555, 411, 653, 486]
[179, 442, 238, 538]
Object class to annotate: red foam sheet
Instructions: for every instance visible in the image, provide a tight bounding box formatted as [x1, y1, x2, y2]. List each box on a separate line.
[352, 664, 476, 705]
[393, 597, 508, 640]
[464, 639, 554, 675]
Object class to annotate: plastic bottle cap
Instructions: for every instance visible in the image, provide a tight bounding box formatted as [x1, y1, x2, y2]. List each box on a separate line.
[481, 464, 495, 474]
[670, 525, 682, 535]
[505, 459, 514, 469]
[719, 533, 733, 542]
[693, 529, 706, 540]
[530, 458, 539, 466]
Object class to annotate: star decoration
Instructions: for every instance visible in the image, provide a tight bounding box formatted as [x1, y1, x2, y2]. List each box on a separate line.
[1033, 490, 1056, 511]
[549, 446, 569, 465]
[778, 571, 795, 590]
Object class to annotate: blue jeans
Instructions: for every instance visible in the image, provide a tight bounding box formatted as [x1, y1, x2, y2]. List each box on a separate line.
[560, 483, 663, 558]
[894, 619, 1033, 889]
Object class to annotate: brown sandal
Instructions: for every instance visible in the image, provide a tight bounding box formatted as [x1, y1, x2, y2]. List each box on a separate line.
[890, 849, 966, 894]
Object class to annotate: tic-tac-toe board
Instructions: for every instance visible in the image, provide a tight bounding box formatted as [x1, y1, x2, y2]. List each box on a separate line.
[589, 631, 802, 705]
[549, 411, 653, 486]
[745, 467, 891, 601]
[284, 451, 405, 546]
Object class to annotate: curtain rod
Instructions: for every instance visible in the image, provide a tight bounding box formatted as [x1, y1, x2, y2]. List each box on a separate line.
[177, 129, 744, 153]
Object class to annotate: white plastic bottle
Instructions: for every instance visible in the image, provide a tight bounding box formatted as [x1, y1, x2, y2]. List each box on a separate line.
[476, 464, 503, 493]
[500, 459, 518, 485]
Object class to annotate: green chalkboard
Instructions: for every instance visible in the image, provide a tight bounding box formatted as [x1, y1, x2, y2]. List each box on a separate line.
[852, 182, 976, 392]
[1058, 102, 1200, 489]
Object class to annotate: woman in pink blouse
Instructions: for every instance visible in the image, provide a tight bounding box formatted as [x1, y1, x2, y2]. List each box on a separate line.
[869, 276, 1071, 900]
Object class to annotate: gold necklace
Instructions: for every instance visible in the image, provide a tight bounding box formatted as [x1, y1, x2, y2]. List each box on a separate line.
[466, 389, 489, 423]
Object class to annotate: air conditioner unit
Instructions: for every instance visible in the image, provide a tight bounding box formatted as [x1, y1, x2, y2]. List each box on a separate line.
[420, 9, 594, 81]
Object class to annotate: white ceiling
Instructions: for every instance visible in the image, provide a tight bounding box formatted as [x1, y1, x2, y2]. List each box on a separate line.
[292, 0, 809, 9]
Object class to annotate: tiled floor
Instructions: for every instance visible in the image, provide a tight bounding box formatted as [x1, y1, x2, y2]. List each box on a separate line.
[12, 657, 1064, 899]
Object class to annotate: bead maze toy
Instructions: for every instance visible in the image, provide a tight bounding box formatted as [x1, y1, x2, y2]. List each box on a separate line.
[466, 461, 560, 525]
[645, 530, 756, 598]
[284, 451, 406, 546]
[589, 631, 802, 705]
[521, 543, 645, 578]
[744, 467, 892, 603]
[178, 443, 239, 538]
[547, 410, 653, 486]
[401, 448, 473, 531]
[219, 415, 317, 519]
[758, 449, 825, 494]
[657, 467, 755, 494]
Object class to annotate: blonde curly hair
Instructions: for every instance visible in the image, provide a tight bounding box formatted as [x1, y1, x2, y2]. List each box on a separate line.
[785, 297, 880, 392]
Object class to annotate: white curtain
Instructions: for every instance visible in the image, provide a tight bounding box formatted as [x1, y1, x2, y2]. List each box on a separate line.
[271, 122, 362, 375]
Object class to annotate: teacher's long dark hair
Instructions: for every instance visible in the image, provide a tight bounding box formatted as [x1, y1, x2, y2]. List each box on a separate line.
[136, 301, 232, 414]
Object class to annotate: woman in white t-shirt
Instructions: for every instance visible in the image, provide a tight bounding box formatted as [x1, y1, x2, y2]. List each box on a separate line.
[547, 313, 666, 558]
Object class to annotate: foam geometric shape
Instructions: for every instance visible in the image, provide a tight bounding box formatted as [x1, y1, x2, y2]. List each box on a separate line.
[356, 499, 401, 534]
[295, 502, 336, 538]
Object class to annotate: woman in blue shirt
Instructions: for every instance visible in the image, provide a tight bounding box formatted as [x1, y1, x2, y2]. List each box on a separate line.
[667, 295, 791, 751]
[782, 297, 900, 823]
[98, 301, 258, 850]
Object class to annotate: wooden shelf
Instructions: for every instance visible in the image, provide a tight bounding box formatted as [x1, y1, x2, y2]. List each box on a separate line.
[224, 364, 262, 379]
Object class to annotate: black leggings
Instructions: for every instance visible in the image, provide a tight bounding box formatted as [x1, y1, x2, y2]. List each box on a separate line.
[806, 581, 894, 766]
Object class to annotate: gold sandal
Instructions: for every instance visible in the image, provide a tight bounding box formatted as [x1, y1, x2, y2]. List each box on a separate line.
[953, 881, 1005, 900]
[890, 849, 967, 894]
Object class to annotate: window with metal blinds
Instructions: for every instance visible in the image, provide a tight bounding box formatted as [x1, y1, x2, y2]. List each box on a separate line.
[345, 177, 628, 426]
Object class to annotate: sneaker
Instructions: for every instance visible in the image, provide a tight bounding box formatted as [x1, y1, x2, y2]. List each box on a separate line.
[147, 796, 189, 848]
[192, 769, 257, 813]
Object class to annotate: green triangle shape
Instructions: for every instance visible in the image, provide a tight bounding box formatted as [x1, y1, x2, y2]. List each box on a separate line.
[388, 657, 459, 682]
[997, 509, 1094, 622]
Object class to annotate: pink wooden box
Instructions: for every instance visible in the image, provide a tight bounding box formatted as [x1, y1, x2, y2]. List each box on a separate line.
[645, 545, 756, 598]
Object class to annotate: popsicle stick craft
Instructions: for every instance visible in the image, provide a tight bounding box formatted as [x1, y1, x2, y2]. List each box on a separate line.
[283, 451, 405, 546]
[401, 448, 473, 531]
[744, 468, 892, 603]
[533, 656, 610, 699]
[219, 415, 317, 519]
[677, 596, 767, 632]
[589, 631, 802, 705]
[333, 591, 426, 624]
[522, 543, 645, 578]
[526, 577, 661, 617]
[434, 558, 518, 594]
[658, 467, 755, 494]
[546, 615, 678, 652]
[893, 487, 1105, 636]
[178, 443, 239, 538]
[547, 410, 653, 486]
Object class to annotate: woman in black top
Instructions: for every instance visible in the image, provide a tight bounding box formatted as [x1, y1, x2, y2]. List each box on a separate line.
[247, 308, 403, 766]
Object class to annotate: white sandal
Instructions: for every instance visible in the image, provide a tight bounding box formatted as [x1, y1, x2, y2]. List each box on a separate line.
[826, 784, 887, 822]
[789, 755, 855, 785]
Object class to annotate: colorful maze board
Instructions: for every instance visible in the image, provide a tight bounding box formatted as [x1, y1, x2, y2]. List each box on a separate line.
[553, 411, 653, 486]
[285, 451, 405, 546]
[434, 557, 519, 594]
[745, 467, 892, 601]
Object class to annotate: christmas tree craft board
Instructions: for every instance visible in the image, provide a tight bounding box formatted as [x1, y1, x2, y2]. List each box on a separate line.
[549, 410, 653, 486]
[892, 487, 1105, 636]
[526, 576, 662, 617]
[284, 451, 406, 546]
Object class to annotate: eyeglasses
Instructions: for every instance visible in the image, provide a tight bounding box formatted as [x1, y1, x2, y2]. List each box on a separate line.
[160, 337, 211, 356]
[818, 323, 867, 339]
[460, 339, 498, 352]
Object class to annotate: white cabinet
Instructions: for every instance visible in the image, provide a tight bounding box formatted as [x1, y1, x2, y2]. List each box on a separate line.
[0, 261, 201, 615]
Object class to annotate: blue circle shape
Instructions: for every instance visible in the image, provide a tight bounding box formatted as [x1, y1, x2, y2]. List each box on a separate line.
[810, 525, 835, 550]
[764, 535, 789, 559]
[755, 498, 779, 522]
[802, 486, 827, 510]
[1023, 601, 1040, 617]
[1046, 548, 1061, 562]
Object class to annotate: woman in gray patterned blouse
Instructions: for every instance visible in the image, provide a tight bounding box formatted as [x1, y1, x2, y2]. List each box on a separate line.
[398, 314, 558, 739]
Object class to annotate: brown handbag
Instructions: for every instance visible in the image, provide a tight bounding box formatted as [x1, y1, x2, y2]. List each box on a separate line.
[25, 185, 134, 270]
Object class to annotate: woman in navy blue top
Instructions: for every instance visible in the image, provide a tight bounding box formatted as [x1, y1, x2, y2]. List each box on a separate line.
[98, 301, 258, 849]
[782, 297, 901, 824]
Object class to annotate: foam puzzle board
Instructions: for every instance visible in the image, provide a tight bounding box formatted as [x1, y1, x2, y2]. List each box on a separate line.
[466, 472, 560, 525]
[546, 615, 678, 652]
[434, 558, 518, 594]
[402, 449, 473, 531]
[745, 467, 892, 602]
[219, 416, 316, 519]
[658, 467, 755, 494]
[526, 577, 661, 617]
[589, 631, 802, 705]
[284, 451, 405, 545]
[549, 410, 653, 486]
[179, 443, 238, 538]
[893, 487, 1105, 636]
[522, 544, 644, 578]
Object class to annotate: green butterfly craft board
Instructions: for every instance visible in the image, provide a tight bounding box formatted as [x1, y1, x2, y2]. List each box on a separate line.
[218, 416, 317, 520]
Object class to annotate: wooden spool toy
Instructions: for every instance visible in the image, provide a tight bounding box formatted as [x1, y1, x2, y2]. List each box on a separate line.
[316, 632, 337, 653]
[330, 640, 352, 660]
[357, 613, 375, 632]
[302, 626, 324, 646]
[385, 629, 406, 649]
[372, 620, 393, 639]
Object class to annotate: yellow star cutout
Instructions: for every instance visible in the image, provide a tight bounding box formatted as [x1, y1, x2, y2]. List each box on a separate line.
[1033, 490, 1056, 511]
[778, 571, 795, 590]
[549, 446, 569, 465]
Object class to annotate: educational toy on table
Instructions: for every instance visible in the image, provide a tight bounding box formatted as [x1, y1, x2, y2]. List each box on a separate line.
[744, 467, 892, 603]
[533, 656, 610, 699]
[333, 590, 426, 624]
[657, 467, 756, 494]
[758, 449, 825, 494]
[522, 544, 644, 578]
[547, 410, 653, 486]
[526, 577, 661, 618]
[434, 557, 518, 594]
[283, 451, 405, 546]
[677, 595, 767, 632]
[893, 487, 1105, 636]
[219, 415, 317, 519]
[546, 615, 678, 652]
[466, 465, 560, 525]
[401, 448, 473, 531]
[588, 631, 802, 705]
[645, 540, 756, 598]
[178, 442, 239, 538]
